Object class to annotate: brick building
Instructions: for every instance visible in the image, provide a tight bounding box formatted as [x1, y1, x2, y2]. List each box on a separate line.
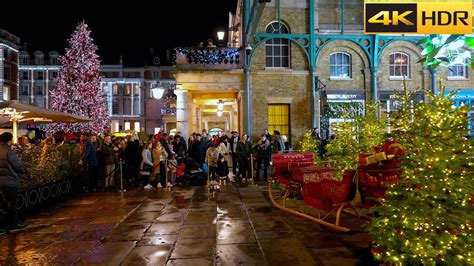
[172, 0, 474, 143]
[0, 29, 20, 101]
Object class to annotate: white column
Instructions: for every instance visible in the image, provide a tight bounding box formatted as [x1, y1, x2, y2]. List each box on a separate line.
[176, 89, 189, 139]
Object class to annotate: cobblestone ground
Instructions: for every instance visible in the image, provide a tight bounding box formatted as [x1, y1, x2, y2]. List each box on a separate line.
[0, 182, 376, 265]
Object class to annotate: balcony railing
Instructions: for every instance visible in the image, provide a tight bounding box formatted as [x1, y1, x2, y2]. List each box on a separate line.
[173, 47, 243, 70]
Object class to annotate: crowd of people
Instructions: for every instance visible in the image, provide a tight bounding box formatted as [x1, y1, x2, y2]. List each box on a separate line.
[0, 127, 298, 235]
[73, 128, 294, 192]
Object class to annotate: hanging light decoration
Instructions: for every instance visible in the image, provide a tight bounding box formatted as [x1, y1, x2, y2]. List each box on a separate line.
[217, 99, 224, 111]
[217, 110, 223, 117]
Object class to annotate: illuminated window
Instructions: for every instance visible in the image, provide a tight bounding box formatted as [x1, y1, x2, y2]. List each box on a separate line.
[389, 52, 410, 78]
[3, 86, 10, 101]
[134, 84, 140, 95]
[448, 63, 468, 79]
[134, 122, 140, 131]
[111, 120, 119, 132]
[112, 84, 118, 95]
[265, 22, 290, 68]
[268, 104, 290, 140]
[124, 122, 131, 131]
[124, 84, 131, 95]
[330, 52, 351, 78]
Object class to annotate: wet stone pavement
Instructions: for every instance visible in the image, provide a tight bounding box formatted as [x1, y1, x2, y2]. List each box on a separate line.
[0, 183, 376, 265]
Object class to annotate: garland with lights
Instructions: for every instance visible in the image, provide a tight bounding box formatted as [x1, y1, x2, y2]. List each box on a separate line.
[173, 47, 240, 65]
[368, 80, 474, 265]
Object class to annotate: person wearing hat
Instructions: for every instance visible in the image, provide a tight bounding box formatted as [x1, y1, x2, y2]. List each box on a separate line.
[0, 132, 26, 234]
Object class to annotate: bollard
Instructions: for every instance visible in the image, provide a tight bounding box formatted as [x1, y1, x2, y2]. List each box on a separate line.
[119, 159, 126, 193]
[165, 158, 171, 191]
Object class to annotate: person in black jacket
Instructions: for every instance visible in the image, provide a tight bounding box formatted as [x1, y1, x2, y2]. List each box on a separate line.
[0, 132, 26, 234]
[254, 134, 271, 181]
[216, 154, 229, 185]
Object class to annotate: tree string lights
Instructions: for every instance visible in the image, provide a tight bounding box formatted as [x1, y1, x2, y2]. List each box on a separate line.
[368, 79, 474, 265]
[47, 21, 109, 134]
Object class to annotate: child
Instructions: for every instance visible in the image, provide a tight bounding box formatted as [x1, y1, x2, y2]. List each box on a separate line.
[168, 153, 178, 186]
[216, 154, 229, 185]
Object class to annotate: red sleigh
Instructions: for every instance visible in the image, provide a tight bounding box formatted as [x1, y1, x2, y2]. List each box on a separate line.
[268, 141, 402, 232]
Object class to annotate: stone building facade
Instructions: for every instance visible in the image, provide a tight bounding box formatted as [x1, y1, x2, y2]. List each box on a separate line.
[0, 29, 20, 101]
[172, 0, 473, 142]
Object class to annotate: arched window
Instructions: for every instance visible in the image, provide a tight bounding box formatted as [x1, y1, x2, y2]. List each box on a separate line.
[330, 52, 351, 78]
[389, 52, 410, 78]
[265, 22, 290, 68]
[448, 63, 468, 79]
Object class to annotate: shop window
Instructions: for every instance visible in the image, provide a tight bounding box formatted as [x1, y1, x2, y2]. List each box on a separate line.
[268, 104, 290, 141]
[112, 84, 119, 95]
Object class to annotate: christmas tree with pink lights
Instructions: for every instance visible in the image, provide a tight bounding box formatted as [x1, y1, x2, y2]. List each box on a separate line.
[47, 21, 109, 134]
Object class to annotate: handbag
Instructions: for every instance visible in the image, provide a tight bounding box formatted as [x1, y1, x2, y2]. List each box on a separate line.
[140, 163, 154, 175]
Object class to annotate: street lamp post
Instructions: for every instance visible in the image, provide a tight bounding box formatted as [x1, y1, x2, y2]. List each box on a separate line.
[217, 31, 225, 47]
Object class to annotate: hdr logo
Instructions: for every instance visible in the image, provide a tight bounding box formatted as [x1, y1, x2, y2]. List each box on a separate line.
[364, 0, 472, 34]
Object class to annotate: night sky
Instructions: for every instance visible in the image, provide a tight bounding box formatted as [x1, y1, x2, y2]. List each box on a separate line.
[0, 1, 238, 66]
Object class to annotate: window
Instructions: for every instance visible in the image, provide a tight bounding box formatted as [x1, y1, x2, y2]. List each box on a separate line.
[134, 122, 140, 131]
[21, 57, 29, 65]
[124, 122, 131, 131]
[133, 98, 140, 115]
[51, 57, 58, 65]
[268, 104, 290, 141]
[3, 66, 10, 80]
[21, 85, 29, 96]
[265, 22, 290, 68]
[37, 71, 44, 80]
[112, 98, 119, 115]
[51, 71, 58, 79]
[22, 71, 28, 80]
[2, 86, 10, 101]
[134, 85, 140, 96]
[112, 84, 119, 95]
[3, 48, 9, 60]
[35, 85, 43, 95]
[389, 52, 410, 78]
[123, 98, 132, 115]
[124, 84, 131, 95]
[448, 64, 468, 79]
[111, 120, 119, 132]
[330, 52, 351, 78]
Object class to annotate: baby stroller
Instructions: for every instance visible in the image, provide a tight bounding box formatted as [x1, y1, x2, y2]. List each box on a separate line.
[176, 157, 207, 186]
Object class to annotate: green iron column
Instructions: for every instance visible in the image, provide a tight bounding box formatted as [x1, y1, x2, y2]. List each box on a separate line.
[245, 61, 252, 136]
[429, 67, 438, 95]
[309, 0, 317, 129]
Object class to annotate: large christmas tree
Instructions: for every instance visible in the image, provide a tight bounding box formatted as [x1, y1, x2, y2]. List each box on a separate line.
[48, 21, 109, 133]
[368, 82, 474, 265]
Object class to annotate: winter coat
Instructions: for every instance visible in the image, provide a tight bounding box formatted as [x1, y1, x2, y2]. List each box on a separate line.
[0, 143, 25, 187]
[236, 141, 253, 161]
[102, 143, 116, 166]
[217, 160, 229, 177]
[206, 147, 219, 168]
[82, 140, 98, 167]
